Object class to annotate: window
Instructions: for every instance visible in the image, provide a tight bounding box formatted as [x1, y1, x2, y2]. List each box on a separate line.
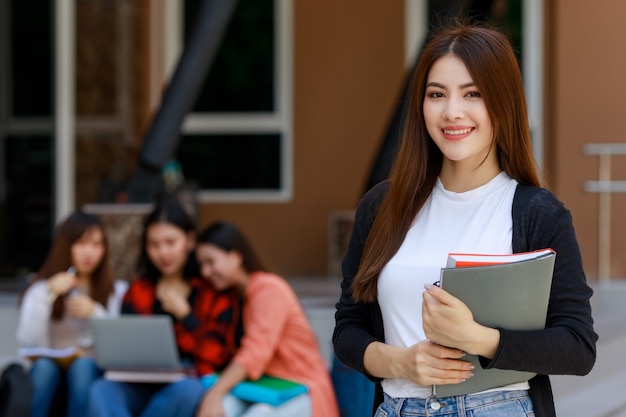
[0, 0, 55, 277]
[175, 0, 293, 202]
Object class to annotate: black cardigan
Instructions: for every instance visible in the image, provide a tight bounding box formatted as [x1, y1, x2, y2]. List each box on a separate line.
[333, 181, 598, 417]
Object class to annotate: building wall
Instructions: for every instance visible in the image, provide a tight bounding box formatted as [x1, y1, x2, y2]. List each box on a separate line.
[197, 0, 406, 276]
[546, 1, 626, 281]
[72, 0, 626, 283]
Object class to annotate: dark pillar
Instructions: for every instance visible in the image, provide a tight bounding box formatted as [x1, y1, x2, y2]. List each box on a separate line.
[127, 0, 239, 202]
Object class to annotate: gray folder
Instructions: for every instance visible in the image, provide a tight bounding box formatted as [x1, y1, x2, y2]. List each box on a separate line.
[433, 251, 556, 397]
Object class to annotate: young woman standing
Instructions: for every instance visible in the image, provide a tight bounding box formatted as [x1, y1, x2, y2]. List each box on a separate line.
[333, 20, 598, 417]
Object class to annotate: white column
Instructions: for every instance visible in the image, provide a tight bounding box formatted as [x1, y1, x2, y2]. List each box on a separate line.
[405, 0, 428, 69]
[523, 0, 544, 172]
[55, 0, 76, 222]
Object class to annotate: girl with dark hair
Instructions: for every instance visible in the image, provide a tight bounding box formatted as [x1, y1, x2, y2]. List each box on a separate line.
[16, 209, 127, 417]
[195, 221, 339, 417]
[89, 198, 240, 417]
[333, 20, 597, 417]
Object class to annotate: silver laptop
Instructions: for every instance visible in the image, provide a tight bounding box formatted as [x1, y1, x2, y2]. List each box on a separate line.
[90, 316, 181, 370]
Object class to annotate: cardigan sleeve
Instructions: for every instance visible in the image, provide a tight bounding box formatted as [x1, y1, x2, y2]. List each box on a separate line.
[16, 281, 54, 347]
[485, 185, 598, 376]
[333, 182, 388, 380]
[232, 274, 292, 379]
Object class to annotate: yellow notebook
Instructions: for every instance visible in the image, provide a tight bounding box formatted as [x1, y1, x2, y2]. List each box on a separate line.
[18, 347, 82, 370]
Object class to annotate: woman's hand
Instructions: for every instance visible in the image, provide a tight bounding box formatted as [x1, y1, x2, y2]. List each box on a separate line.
[196, 390, 225, 417]
[196, 363, 247, 417]
[65, 293, 96, 318]
[422, 283, 499, 358]
[364, 340, 474, 386]
[157, 285, 191, 320]
[397, 340, 474, 386]
[47, 272, 77, 298]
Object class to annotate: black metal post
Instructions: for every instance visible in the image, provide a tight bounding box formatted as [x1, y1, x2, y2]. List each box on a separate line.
[127, 0, 239, 202]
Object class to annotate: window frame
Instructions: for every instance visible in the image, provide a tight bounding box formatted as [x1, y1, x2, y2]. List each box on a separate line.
[170, 0, 293, 203]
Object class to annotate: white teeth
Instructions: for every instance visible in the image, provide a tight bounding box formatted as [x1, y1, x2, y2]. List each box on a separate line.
[443, 128, 472, 135]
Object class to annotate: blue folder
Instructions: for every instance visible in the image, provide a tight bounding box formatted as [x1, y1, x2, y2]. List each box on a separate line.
[201, 373, 308, 406]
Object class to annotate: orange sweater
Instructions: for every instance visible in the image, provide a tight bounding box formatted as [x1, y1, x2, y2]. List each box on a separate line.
[232, 272, 339, 417]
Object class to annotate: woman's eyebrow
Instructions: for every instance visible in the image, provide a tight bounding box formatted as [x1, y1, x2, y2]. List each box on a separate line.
[425, 81, 476, 89]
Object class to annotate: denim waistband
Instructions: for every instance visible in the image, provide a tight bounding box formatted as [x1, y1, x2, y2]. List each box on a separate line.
[382, 389, 531, 416]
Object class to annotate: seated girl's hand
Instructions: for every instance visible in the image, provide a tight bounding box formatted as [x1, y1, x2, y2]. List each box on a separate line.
[47, 272, 76, 298]
[196, 390, 225, 417]
[157, 287, 191, 320]
[65, 293, 96, 318]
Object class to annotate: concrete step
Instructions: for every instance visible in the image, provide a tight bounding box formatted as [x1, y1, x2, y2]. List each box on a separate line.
[551, 282, 626, 417]
[2, 279, 626, 417]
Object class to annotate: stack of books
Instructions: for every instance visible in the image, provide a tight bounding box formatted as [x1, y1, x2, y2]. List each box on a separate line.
[201, 374, 308, 406]
[433, 248, 556, 397]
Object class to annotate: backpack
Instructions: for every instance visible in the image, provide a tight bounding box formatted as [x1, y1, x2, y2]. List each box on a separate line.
[0, 362, 33, 417]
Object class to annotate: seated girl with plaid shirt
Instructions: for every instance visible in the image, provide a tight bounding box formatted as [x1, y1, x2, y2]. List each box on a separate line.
[89, 197, 240, 417]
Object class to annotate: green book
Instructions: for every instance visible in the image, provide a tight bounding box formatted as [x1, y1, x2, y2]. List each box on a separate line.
[201, 373, 308, 406]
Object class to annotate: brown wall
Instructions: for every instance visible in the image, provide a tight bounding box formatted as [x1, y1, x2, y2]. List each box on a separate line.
[69, 1, 626, 282]
[197, 0, 406, 277]
[547, 1, 626, 281]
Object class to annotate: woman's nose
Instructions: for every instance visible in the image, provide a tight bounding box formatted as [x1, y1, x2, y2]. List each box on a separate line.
[443, 97, 464, 120]
[201, 264, 212, 278]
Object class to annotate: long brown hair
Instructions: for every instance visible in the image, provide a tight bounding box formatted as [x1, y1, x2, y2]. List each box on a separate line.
[352, 21, 541, 302]
[20, 209, 115, 320]
[197, 221, 270, 274]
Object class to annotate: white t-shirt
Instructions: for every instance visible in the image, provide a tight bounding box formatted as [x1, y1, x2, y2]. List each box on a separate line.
[378, 172, 521, 398]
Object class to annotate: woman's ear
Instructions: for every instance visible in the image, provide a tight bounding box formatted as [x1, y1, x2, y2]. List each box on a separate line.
[186, 230, 197, 251]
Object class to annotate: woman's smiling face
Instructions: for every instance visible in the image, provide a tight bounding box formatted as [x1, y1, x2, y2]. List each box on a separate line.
[196, 243, 243, 292]
[423, 53, 496, 169]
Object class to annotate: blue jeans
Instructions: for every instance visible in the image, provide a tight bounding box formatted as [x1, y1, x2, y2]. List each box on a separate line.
[375, 390, 534, 417]
[88, 377, 206, 417]
[29, 356, 102, 417]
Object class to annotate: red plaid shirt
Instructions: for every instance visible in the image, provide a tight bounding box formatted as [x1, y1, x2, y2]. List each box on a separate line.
[121, 276, 240, 376]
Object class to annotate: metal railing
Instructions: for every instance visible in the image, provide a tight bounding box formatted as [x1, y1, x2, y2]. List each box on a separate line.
[583, 143, 626, 283]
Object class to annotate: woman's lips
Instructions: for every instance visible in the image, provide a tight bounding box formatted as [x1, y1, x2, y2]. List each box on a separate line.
[442, 127, 474, 140]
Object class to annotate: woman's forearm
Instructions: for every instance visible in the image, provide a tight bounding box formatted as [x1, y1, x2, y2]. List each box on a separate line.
[363, 341, 408, 379]
[209, 362, 248, 397]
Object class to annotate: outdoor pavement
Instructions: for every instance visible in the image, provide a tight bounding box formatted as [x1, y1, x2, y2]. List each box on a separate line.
[1, 277, 625, 417]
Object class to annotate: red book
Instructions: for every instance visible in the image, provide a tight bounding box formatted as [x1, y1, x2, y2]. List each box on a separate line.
[446, 248, 555, 268]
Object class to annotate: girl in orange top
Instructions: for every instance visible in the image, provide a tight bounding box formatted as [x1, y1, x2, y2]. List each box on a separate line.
[195, 221, 339, 417]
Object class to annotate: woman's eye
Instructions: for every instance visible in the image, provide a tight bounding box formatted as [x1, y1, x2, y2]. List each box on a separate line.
[466, 91, 481, 98]
[427, 91, 444, 98]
